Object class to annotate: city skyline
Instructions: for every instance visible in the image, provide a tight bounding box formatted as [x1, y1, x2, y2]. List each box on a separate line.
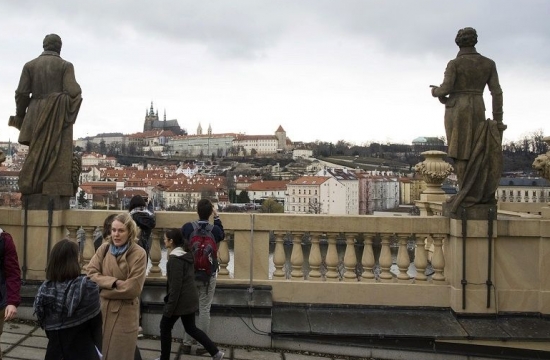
[1, 1, 549, 145]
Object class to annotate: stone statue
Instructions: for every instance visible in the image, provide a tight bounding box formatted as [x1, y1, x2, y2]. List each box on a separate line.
[10, 34, 82, 209]
[431, 27, 506, 215]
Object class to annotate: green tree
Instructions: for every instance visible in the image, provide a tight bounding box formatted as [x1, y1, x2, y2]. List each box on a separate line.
[228, 189, 237, 203]
[237, 190, 250, 203]
[77, 190, 87, 208]
[261, 198, 284, 213]
[99, 139, 106, 154]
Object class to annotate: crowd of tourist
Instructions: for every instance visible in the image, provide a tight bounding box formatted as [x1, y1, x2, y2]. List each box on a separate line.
[1, 195, 225, 360]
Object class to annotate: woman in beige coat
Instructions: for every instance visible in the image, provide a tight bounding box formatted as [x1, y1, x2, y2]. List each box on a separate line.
[88, 213, 147, 360]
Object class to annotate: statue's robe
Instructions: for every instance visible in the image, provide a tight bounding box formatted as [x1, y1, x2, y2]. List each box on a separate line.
[15, 51, 82, 196]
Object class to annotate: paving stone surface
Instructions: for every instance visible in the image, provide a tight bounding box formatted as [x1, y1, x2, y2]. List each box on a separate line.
[19, 336, 48, 348]
[234, 348, 282, 360]
[286, 353, 333, 360]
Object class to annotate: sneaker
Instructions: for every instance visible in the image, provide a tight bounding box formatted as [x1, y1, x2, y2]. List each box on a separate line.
[212, 351, 224, 360]
[137, 326, 144, 339]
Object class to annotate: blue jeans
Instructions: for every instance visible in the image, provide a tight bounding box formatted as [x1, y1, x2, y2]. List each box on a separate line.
[183, 275, 217, 344]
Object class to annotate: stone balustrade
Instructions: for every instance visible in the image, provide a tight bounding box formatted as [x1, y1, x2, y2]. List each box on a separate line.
[2, 207, 550, 315]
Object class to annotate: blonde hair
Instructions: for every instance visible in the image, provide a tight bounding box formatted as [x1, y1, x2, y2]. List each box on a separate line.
[110, 213, 138, 246]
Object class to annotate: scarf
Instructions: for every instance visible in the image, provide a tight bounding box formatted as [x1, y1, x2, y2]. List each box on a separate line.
[110, 243, 129, 257]
[33, 275, 100, 330]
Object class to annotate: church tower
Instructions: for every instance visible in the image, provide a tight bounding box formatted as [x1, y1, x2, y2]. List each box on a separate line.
[143, 101, 159, 132]
[275, 125, 287, 151]
[208, 124, 212, 136]
[197, 123, 203, 135]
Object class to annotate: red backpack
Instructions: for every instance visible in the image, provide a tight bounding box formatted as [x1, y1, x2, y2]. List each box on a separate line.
[189, 221, 218, 283]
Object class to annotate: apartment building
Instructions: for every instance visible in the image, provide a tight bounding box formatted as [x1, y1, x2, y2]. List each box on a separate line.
[285, 176, 346, 215]
[247, 180, 289, 205]
[498, 177, 550, 203]
[315, 168, 359, 215]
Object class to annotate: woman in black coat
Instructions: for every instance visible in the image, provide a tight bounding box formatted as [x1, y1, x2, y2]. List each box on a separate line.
[156, 228, 224, 360]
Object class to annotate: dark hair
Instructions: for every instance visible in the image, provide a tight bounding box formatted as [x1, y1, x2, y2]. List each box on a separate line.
[128, 195, 146, 212]
[43, 34, 62, 53]
[197, 199, 213, 220]
[165, 228, 185, 249]
[102, 214, 117, 239]
[46, 239, 80, 282]
[455, 27, 478, 48]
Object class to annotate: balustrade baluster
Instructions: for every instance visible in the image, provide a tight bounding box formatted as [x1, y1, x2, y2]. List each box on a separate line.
[272, 232, 286, 278]
[361, 233, 375, 281]
[148, 229, 162, 277]
[325, 233, 339, 281]
[217, 231, 230, 278]
[396, 234, 411, 281]
[431, 234, 446, 282]
[66, 226, 79, 241]
[414, 234, 428, 282]
[425, 234, 434, 264]
[308, 232, 322, 280]
[378, 234, 393, 282]
[343, 233, 357, 282]
[290, 232, 304, 279]
[81, 226, 96, 272]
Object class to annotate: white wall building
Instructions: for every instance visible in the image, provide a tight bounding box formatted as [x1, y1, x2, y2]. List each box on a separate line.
[247, 180, 289, 204]
[497, 177, 550, 203]
[285, 176, 346, 215]
[315, 168, 359, 215]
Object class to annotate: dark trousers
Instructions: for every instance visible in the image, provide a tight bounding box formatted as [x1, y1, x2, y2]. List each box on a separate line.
[159, 313, 218, 360]
[45, 313, 102, 360]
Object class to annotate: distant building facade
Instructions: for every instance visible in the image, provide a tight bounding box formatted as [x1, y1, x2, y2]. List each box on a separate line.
[285, 176, 346, 215]
[315, 168, 359, 215]
[247, 180, 289, 205]
[498, 177, 550, 203]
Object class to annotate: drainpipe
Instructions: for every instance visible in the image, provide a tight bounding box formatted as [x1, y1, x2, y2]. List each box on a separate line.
[486, 207, 494, 308]
[248, 213, 255, 303]
[47, 198, 54, 264]
[461, 207, 467, 310]
[22, 197, 28, 283]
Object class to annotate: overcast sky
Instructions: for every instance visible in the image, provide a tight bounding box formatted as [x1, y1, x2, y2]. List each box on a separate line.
[1, 1, 549, 146]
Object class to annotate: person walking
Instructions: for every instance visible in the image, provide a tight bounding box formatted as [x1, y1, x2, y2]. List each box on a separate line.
[0, 228, 21, 360]
[34, 239, 102, 360]
[181, 199, 224, 351]
[155, 228, 224, 360]
[88, 213, 147, 360]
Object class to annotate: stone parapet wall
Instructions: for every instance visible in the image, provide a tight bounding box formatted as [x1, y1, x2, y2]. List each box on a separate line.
[1, 207, 549, 315]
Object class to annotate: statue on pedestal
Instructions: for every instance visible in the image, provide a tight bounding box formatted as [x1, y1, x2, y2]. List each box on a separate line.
[9, 34, 82, 210]
[431, 27, 506, 215]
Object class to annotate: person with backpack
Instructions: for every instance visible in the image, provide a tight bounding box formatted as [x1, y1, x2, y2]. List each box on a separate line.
[128, 194, 156, 338]
[181, 199, 224, 352]
[155, 228, 224, 360]
[0, 228, 21, 359]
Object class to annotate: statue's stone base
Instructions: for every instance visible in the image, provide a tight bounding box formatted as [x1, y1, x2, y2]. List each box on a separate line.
[22, 194, 71, 210]
[443, 202, 497, 220]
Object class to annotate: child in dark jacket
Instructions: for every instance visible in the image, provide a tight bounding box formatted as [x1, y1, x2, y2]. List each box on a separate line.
[155, 229, 224, 360]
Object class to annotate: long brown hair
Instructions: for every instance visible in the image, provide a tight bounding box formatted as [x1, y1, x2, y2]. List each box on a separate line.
[46, 239, 81, 282]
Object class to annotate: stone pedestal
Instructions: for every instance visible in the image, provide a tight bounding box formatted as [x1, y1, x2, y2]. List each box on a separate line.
[22, 194, 71, 210]
[446, 211, 497, 314]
